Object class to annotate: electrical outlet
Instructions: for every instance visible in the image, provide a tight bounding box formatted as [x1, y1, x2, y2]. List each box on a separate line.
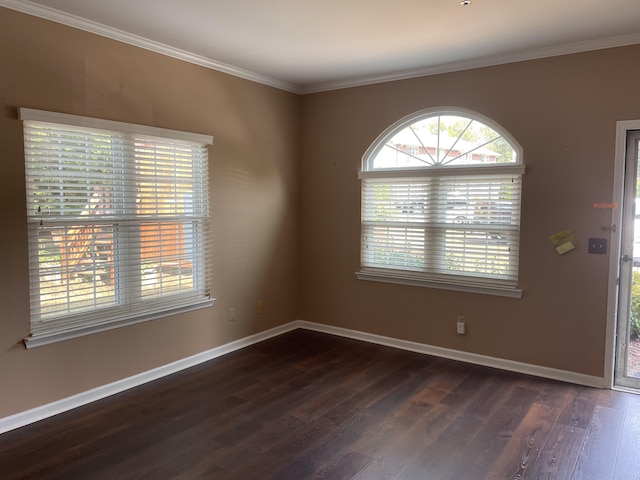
[457, 316, 466, 335]
[229, 307, 236, 322]
[257, 300, 264, 315]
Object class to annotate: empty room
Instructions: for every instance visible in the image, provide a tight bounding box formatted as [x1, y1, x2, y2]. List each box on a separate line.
[1, 1, 640, 479]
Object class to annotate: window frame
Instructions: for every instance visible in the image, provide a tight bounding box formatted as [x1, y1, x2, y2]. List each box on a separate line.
[20, 108, 215, 348]
[357, 107, 524, 298]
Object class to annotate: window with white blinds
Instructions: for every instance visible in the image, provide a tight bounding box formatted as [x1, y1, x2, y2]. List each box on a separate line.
[357, 108, 524, 297]
[20, 108, 214, 347]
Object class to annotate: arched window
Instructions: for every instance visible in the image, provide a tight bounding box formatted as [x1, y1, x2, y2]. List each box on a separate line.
[357, 108, 524, 297]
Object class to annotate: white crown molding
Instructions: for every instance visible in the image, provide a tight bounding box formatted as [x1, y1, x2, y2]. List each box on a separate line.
[0, 0, 303, 94]
[2, 1, 640, 96]
[302, 32, 640, 94]
[0, 319, 604, 435]
[3, 0, 640, 96]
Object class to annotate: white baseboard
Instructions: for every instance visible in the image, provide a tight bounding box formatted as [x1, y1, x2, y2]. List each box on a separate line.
[0, 322, 298, 435]
[295, 320, 605, 389]
[0, 319, 604, 435]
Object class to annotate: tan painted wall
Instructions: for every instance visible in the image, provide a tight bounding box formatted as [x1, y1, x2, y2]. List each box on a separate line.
[0, 8, 300, 418]
[2, 5, 639, 422]
[299, 45, 640, 378]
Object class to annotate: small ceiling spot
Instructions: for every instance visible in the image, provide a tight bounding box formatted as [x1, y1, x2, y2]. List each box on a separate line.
[460, 0, 472, 5]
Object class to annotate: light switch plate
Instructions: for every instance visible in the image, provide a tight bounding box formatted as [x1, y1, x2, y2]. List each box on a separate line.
[588, 238, 607, 254]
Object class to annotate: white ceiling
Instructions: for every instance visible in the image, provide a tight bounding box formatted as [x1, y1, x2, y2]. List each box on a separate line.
[3, 0, 640, 93]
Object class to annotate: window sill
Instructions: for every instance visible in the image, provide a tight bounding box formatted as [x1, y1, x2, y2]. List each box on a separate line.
[24, 298, 215, 349]
[356, 271, 523, 298]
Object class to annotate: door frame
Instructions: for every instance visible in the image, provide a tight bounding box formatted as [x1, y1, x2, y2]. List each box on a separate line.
[605, 119, 640, 389]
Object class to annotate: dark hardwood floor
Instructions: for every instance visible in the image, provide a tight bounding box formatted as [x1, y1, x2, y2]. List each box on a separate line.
[1, 329, 639, 480]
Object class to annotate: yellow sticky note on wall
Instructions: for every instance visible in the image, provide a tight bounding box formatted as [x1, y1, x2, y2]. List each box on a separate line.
[550, 230, 576, 255]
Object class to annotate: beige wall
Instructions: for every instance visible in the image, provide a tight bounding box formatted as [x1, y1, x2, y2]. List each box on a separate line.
[299, 45, 640, 378]
[0, 8, 300, 418]
[2, 5, 640, 421]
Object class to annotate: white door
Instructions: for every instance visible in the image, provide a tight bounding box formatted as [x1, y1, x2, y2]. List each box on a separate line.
[615, 130, 640, 390]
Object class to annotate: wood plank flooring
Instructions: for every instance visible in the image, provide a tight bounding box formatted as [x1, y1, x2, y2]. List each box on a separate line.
[1, 329, 639, 479]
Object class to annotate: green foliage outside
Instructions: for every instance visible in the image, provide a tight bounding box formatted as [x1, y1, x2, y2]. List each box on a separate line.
[31, 129, 115, 218]
[424, 116, 514, 163]
[630, 271, 640, 340]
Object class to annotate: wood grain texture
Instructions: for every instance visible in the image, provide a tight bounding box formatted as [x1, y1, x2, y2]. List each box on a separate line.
[0, 329, 638, 480]
[615, 395, 640, 479]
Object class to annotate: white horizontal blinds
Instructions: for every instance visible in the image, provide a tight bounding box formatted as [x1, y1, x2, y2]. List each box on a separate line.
[362, 179, 430, 271]
[22, 109, 212, 342]
[24, 123, 125, 219]
[361, 172, 521, 285]
[132, 135, 210, 308]
[439, 174, 521, 283]
[360, 109, 523, 292]
[24, 122, 123, 328]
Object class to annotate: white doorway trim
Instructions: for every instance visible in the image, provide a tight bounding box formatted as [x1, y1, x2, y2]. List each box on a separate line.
[605, 119, 640, 389]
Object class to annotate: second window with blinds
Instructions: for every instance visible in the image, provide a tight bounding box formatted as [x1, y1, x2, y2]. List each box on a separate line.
[357, 107, 524, 298]
[21, 108, 214, 347]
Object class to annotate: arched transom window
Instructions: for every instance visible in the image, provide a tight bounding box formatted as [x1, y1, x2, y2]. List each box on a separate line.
[358, 108, 524, 297]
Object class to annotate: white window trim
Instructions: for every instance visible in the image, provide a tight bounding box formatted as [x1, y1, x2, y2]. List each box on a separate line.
[362, 106, 523, 169]
[20, 108, 215, 348]
[355, 270, 523, 298]
[357, 107, 524, 297]
[19, 108, 213, 145]
[358, 163, 525, 180]
[23, 300, 214, 349]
